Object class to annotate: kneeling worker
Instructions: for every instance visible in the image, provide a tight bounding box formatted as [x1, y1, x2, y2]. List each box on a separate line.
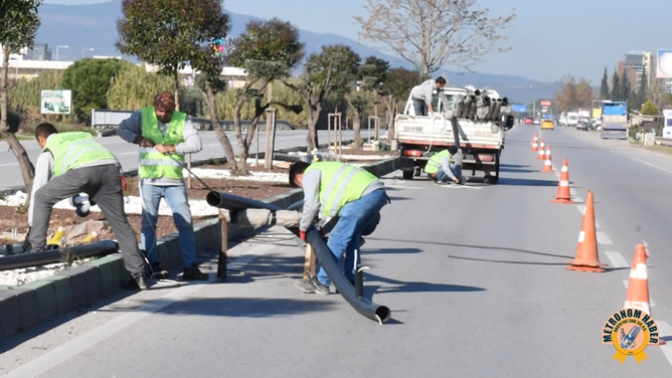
[27, 123, 149, 290]
[289, 161, 389, 295]
[424, 146, 464, 185]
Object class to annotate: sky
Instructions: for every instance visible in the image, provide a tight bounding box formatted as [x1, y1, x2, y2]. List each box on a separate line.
[45, 0, 672, 85]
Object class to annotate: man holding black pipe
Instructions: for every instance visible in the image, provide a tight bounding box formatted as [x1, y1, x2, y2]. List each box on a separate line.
[289, 161, 389, 295]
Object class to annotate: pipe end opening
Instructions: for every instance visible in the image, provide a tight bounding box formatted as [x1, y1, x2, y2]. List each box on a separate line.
[375, 306, 391, 324]
[206, 191, 222, 207]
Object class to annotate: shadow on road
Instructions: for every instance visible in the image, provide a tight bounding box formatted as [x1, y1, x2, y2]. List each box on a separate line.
[387, 196, 412, 201]
[365, 273, 485, 295]
[155, 297, 334, 318]
[365, 237, 575, 259]
[365, 247, 423, 254]
[494, 177, 559, 187]
[447, 255, 568, 266]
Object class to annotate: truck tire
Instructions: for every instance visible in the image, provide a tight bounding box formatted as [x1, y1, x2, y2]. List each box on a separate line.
[402, 170, 414, 180]
[414, 166, 422, 177]
[484, 153, 500, 184]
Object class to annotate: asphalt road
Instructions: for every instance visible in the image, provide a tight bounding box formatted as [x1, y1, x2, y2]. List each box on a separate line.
[2, 124, 672, 377]
[0, 129, 362, 189]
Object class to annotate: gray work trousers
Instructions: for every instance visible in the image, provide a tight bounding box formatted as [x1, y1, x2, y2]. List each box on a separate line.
[413, 97, 428, 116]
[29, 164, 145, 278]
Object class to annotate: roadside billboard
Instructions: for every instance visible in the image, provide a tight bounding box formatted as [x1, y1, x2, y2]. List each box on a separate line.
[511, 104, 527, 113]
[540, 100, 552, 107]
[657, 49, 672, 78]
[40, 90, 72, 115]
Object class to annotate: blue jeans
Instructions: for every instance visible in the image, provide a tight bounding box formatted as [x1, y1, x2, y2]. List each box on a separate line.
[140, 184, 197, 269]
[436, 163, 462, 182]
[317, 189, 388, 286]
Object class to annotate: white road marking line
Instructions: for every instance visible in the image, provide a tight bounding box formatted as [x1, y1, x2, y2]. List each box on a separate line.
[657, 322, 672, 366]
[384, 184, 425, 190]
[0, 163, 18, 167]
[596, 232, 612, 245]
[605, 251, 629, 269]
[631, 158, 672, 175]
[439, 185, 483, 190]
[3, 243, 275, 378]
[577, 205, 585, 214]
[621, 280, 655, 307]
[118, 152, 137, 156]
[570, 189, 577, 195]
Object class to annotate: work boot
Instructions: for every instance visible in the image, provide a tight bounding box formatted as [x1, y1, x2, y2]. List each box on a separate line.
[295, 277, 330, 295]
[182, 265, 209, 281]
[147, 263, 169, 280]
[127, 274, 149, 290]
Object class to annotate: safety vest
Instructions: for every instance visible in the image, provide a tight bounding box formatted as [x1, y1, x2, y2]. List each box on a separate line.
[424, 150, 451, 175]
[306, 162, 378, 217]
[43, 132, 116, 176]
[139, 107, 186, 179]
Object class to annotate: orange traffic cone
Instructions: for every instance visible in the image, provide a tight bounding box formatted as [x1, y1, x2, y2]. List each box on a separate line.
[537, 139, 546, 160]
[542, 145, 553, 172]
[551, 158, 575, 203]
[531, 133, 538, 151]
[567, 190, 607, 273]
[623, 244, 665, 346]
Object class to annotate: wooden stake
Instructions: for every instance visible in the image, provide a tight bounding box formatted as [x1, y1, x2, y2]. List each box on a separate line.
[302, 243, 315, 280]
[217, 218, 228, 281]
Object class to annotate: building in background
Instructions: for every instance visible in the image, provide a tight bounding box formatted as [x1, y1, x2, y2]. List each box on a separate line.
[618, 51, 651, 91]
[24, 43, 52, 61]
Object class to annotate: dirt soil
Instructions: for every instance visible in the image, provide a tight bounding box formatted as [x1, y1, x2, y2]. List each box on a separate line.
[123, 165, 293, 200]
[0, 207, 182, 246]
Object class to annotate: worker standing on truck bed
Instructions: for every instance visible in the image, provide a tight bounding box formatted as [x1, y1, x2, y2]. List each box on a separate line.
[424, 146, 465, 185]
[411, 77, 447, 116]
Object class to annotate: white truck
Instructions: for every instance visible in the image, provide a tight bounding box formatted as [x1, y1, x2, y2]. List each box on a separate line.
[394, 86, 514, 183]
[567, 112, 579, 127]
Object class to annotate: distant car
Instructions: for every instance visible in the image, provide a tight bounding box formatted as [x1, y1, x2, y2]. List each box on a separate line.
[524, 117, 534, 124]
[541, 119, 554, 130]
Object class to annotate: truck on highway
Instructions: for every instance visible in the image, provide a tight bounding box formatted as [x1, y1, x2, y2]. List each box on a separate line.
[567, 112, 579, 127]
[394, 86, 514, 183]
[600, 101, 628, 139]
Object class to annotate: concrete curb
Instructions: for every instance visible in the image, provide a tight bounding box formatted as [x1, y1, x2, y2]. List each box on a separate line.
[0, 155, 400, 339]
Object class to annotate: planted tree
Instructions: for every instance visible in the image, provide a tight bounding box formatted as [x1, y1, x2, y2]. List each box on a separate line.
[227, 18, 304, 174]
[555, 75, 594, 112]
[0, 0, 41, 206]
[283, 45, 360, 151]
[354, 0, 515, 75]
[383, 67, 421, 147]
[611, 70, 621, 101]
[348, 56, 389, 148]
[62, 58, 130, 123]
[117, 0, 230, 109]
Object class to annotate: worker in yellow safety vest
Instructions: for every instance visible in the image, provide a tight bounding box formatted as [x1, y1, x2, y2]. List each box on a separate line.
[424, 146, 465, 185]
[289, 161, 390, 295]
[117, 91, 208, 281]
[27, 123, 149, 290]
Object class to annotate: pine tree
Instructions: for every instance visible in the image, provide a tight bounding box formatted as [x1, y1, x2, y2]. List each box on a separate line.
[622, 72, 631, 102]
[600, 67, 609, 99]
[611, 70, 621, 101]
[637, 70, 648, 109]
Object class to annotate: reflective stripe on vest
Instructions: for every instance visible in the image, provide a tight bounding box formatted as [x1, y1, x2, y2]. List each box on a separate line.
[139, 107, 186, 179]
[424, 150, 451, 175]
[307, 162, 378, 217]
[44, 132, 116, 176]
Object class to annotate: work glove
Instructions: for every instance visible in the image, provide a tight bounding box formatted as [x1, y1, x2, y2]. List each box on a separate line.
[299, 230, 307, 241]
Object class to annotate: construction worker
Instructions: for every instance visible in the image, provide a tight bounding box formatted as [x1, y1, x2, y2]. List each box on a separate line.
[424, 146, 464, 185]
[27, 123, 148, 290]
[117, 91, 208, 281]
[411, 77, 447, 116]
[289, 161, 389, 295]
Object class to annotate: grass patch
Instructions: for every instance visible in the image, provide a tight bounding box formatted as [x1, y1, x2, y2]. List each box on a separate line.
[646, 144, 672, 155]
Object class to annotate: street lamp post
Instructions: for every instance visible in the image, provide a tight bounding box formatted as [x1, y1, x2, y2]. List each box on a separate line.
[55, 45, 69, 61]
[81, 48, 94, 59]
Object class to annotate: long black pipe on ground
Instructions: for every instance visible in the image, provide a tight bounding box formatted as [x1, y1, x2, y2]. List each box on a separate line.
[206, 191, 391, 324]
[0, 240, 119, 271]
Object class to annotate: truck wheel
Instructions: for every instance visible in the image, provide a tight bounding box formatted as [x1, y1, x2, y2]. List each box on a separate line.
[414, 167, 422, 177]
[402, 170, 414, 180]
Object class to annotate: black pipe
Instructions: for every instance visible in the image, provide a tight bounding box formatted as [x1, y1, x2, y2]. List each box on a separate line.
[207, 191, 391, 324]
[0, 240, 119, 271]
